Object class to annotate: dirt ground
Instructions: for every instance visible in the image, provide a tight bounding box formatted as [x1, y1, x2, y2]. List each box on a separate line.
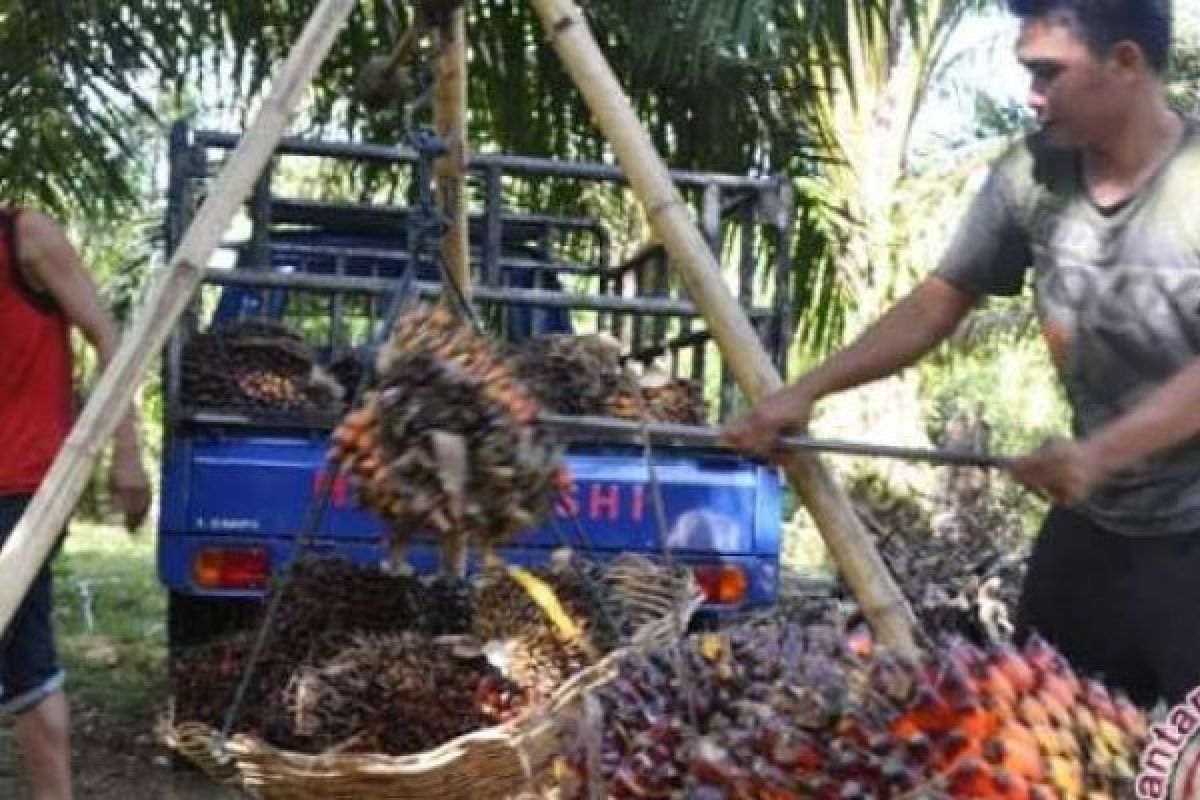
[0, 701, 237, 800]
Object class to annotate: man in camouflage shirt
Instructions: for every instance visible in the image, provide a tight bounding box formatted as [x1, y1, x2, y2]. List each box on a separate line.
[725, 0, 1199, 708]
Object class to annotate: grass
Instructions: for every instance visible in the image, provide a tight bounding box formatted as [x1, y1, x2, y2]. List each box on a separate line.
[51, 521, 168, 721]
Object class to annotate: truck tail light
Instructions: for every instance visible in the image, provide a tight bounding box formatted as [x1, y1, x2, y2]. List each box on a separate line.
[693, 564, 749, 605]
[193, 547, 270, 590]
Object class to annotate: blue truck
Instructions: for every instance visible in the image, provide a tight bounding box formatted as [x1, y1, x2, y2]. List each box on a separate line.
[157, 124, 797, 649]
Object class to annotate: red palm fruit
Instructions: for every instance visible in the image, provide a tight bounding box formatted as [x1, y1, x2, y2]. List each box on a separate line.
[992, 768, 1033, 800]
[757, 786, 802, 800]
[1036, 690, 1074, 729]
[1030, 722, 1069, 757]
[771, 731, 823, 772]
[902, 731, 935, 765]
[1039, 672, 1079, 709]
[946, 757, 995, 797]
[833, 712, 871, 748]
[1023, 635, 1066, 675]
[1045, 754, 1084, 797]
[1114, 694, 1148, 738]
[938, 661, 978, 705]
[690, 750, 743, 787]
[908, 686, 956, 733]
[983, 734, 1044, 782]
[611, 766, 652, 797]
[1081, 679, 1117, 722]
[1028, 784, 1060, 800]
[1017, 695, 1053, 729]
[938, 729, 984, 771]
[938, 638, 981, 680]
[992, 643, 1037, 694]
[892, 715, 921, 741]
[977, 664, 1020, 709]
[954, 698, 1001, 741]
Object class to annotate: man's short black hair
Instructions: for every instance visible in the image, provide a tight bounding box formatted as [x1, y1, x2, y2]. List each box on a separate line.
[1007, 0, 1172, 73]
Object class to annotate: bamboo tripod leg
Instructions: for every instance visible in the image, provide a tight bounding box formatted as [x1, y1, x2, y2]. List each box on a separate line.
[0, 0, 359, 635]
[527, 0, 919, 656]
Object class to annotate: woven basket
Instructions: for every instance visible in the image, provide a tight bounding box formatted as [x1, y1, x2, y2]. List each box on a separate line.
[161, 556, 699, 799]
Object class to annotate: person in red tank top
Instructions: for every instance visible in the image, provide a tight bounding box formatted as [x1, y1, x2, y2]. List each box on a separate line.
[0, 208, 150, 800]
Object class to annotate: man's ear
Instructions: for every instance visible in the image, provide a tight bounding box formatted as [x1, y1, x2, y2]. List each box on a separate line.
[1109, 40, 1146, 77]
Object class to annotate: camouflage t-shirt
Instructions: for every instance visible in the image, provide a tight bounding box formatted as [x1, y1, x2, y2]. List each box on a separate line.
[936, 121, 1200, 536]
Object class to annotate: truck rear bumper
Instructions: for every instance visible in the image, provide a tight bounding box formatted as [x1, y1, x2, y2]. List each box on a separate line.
[158, 533, 778, 612]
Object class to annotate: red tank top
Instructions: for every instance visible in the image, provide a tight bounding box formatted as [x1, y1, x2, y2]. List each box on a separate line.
[0, 210, 73, 494]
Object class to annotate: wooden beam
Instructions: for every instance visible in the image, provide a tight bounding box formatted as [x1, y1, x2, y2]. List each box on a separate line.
[0, 0, 359, 636]
[433, 8, 470, 299]
[527, 0, 919, 656]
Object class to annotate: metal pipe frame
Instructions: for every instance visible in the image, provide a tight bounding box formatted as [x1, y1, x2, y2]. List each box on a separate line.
[233, 240, 611, 277]
[201, 268, 776, 319]
[190, 130, 779, 191]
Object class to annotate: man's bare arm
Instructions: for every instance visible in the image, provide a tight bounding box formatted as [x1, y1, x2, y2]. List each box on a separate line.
[721, 277, 978, 455]
[1015, 357, 1200, 504]
[16, 210, 151, 529]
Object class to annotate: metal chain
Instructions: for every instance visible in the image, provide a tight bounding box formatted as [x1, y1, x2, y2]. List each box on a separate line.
[214, 263, 418, 754]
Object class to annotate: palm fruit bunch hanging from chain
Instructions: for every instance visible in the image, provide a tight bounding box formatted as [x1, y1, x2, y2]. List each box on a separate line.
[282, 632, 522, 756]
[328, 303, 568, 546]
[562, 623, 1148, 799]
[182, 318, 344, 412]
[506, 333, 709, 424]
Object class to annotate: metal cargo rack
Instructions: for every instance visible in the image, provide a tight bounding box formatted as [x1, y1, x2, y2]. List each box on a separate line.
[164, 123, 795, 430]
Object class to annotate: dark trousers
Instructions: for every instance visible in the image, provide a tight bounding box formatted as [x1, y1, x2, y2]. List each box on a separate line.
[0, 495, 64, 715]
[1016, 506, 1200, 708]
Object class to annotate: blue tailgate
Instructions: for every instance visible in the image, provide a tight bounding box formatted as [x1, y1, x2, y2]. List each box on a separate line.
[158, 434, 783, 608]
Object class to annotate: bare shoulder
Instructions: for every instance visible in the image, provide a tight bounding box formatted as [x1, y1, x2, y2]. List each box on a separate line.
[11, 209, 89, 295]
[14, 209, 69, 259]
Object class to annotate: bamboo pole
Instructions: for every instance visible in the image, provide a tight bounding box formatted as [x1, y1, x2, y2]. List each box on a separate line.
[0, 0, 359, 636]
[432, 7, 471, 577]
[433, 8, 470, 298]
[528, 0, 919, 656]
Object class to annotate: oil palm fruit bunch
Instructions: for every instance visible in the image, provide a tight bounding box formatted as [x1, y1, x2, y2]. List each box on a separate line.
[508, 333, 709, 423]
[328, 304, 568, 546]
[182, 318, 342, 412]
[507, 333, 630, 417]
[848, 475, 1028, 644]
[170, 631, 287, 739]
[471, 554, 621, 649]
[608, 369, 709, 424]
[471, 554, 625, 705]
[564, 623, 1148, 799]
[267, 556, 472, 644]
[282, 632, 523, 756]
